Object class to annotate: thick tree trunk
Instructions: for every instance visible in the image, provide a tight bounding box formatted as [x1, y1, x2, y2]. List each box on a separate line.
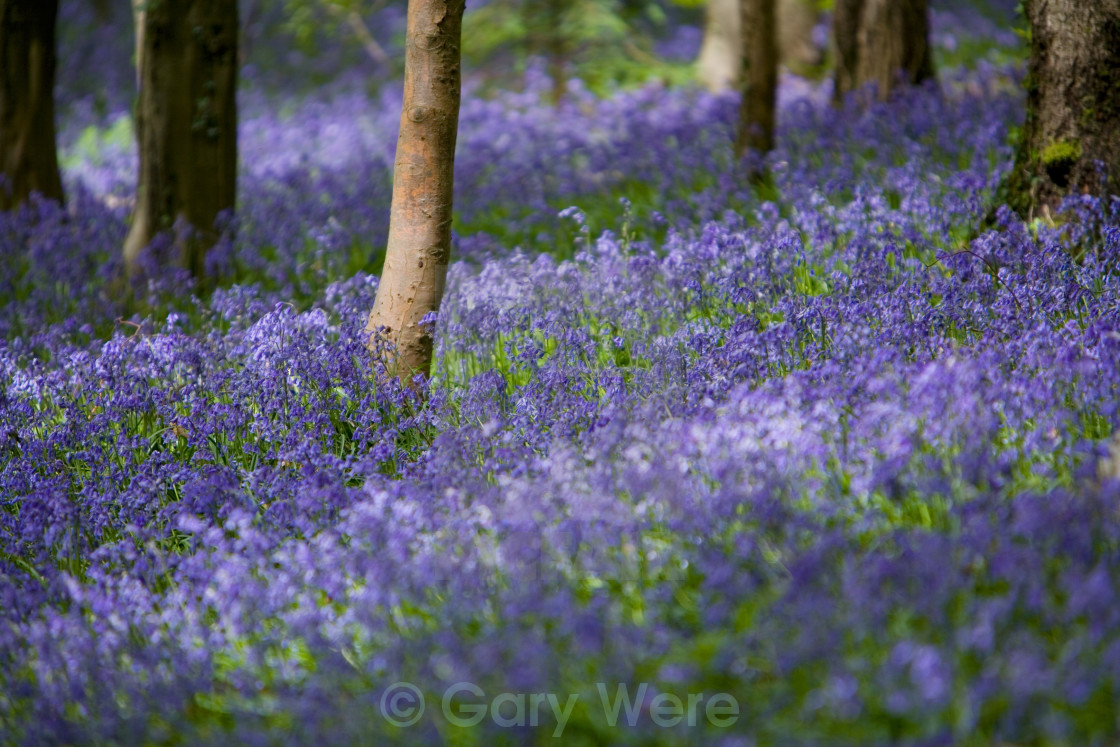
[857, 0, 933, 100]
[832, 0, 933, 103]
[365, 0, 465, 383]
[831, 0, 863, 104]
[124, 0, 238, 281]
[698, 0, 819, 93]
[1004, 0, 1120, 217]
[0, 0, 63, 211]
[736, 0, 777, 160]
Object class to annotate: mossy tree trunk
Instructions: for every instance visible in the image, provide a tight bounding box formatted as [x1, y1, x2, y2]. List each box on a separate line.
[0, 0, 64, 211]
[1004, 0, 1120, 218]
[832, 0, 933, 103]
[365, 0, 465, 384]
[124, 0, 238, 281]
[736, 0, 777, 161]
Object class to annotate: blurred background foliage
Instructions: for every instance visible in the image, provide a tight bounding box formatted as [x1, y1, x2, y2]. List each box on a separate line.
[55, 0, 1022, 127]
[460, 0, 703, 97]
[61, 0, 705, 112]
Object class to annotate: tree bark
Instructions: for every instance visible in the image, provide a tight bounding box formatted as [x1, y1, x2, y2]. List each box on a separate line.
[831, 0, 863, 104]
[93, 0, 111, 24]
[132, 0, 144, 88]
[778, 0, 822, 74]
[698, 0, 820, 93]
[832, 0, 933, 103]
[1004, 0, 1120, 217]
[544, 0, 567, 106]
[0, 0, 64, 211]
[124, 0, 238, 281]
[365, 0, 465, 383]
[736, 0, 777, 160]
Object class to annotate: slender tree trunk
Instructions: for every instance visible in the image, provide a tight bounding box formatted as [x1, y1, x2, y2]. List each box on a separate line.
[736, 0, 777, 160]
[699, 0, 819, 93]
[132, 0, 145, 88]
[1004, 0, 1120, 218]
[832, 0, 933, 103]
[0, 0, 64, 211]
[365, 0, 465, 383]
[544, 0, 567, 105]
[124, 0, 238, 281]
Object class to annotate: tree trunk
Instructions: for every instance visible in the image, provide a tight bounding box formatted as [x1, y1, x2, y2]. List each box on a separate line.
[779, 0, 822, 73]
[132, 0, 144, 88]
[0, 0, 64, 211]
[736, 0, 777, 160]
[124, 0, 238, 281]
[857, 0, 933, 101]
[365, 0, 465, 383]
[831, 0, 862, 104]
[93, 0, 111, 24]
[832, 0, 933, 103]
[544, 0, 567, 106]
[699, 0, 819, 93]
[1004, 0, 1120, 218]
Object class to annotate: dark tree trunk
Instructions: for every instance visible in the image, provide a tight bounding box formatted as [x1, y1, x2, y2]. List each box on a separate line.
[699, 0, 821, 93]
[857, 0, 933, 100]
[736, 0, 777, 161]
[1004, 0, 1120, 218]
[545, 0, 567, 106]
[832, 0, 933, 103]
[0, 0, 64, 211]
[365, 0, 465, 383]
[831, 0, 863, 105]
[124, 0, 238, 281]
[519, 0, 568, 105]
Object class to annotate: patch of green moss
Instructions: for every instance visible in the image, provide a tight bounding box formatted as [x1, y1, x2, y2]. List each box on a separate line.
[1041, 138, 1082, 166]
[1041, 138, 1082, 189]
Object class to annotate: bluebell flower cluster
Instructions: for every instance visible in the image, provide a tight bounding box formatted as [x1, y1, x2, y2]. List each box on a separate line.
[2, 17, 1119, 745]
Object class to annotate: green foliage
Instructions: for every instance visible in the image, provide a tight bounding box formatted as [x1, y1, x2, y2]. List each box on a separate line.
[60, 115, 133, 170]
[463, 0, 694, 98]
[931, 0, 1028, 72]
[270, 0, 696, 98]
[280, 0, 400, 77]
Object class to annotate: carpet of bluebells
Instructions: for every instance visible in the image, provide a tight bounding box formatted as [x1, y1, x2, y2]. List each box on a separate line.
[4, 5, 1120, 746]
